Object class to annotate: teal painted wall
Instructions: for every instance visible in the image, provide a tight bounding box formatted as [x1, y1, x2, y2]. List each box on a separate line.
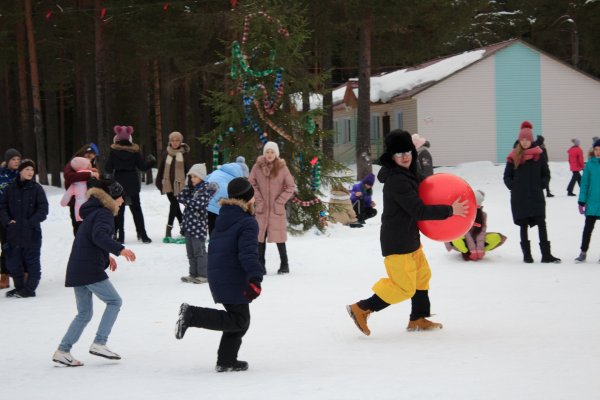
[495, 43, 541, 161]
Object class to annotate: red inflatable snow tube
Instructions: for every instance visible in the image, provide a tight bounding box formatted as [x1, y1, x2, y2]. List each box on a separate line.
[417, 173, 476, 242]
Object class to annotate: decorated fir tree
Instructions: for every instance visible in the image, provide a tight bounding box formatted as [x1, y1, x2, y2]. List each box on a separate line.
[204, 2, 350, 234]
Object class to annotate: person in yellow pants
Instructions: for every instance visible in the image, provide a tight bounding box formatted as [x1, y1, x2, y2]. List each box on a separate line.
[346, 130, 469, 336]
[444, 190, 506, 260]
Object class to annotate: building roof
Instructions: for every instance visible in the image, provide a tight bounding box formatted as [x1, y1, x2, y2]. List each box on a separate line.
[332, 39, 520, 107]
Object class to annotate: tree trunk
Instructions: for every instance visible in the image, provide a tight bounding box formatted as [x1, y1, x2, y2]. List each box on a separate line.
[318, 30, 334, 159]
[356, 13, 373, 180]
[15, 15, 34, 158]
[44, 90, 62, 187]
[138, 61, 153, 184]
[152, 59, 163, 156]
[23, 0, 48, 184]
[94, 0, 108, 170]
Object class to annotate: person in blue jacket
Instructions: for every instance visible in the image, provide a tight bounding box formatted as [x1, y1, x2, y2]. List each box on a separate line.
[52, 179, 136, 367]
[176, 177, 264, 373]
[575, 139, 600, 263]
[0, 148, 21, 289]
[0, 159, 48, 298]
[350, 173, 377, 224]
[205, 162, 244, 235]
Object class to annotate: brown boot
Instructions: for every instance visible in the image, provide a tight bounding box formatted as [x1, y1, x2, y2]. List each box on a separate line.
[0, 274, 9, 289]
[346, 303, 372, 336]
[406, 318, 443, 331]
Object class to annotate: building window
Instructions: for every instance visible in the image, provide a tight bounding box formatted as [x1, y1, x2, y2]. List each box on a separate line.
[344, 119, 352, 143]
[396, 111, 404, 130]
[370, 114, 380, 140]
[333, 120, 340, 144]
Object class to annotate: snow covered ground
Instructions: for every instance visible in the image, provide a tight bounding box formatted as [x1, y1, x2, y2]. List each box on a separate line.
[2, 161, 599, 400]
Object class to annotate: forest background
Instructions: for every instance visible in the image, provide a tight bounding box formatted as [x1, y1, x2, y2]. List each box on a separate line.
[1, 0, 600, 187]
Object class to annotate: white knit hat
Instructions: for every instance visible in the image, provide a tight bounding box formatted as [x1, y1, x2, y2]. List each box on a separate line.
[475, 190, 485, 207]
[187, 163, 207, 180]
[263, 141, 280, 158]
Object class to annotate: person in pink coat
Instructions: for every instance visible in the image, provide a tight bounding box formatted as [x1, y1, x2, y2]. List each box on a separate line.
[249, 141, 296, 275]
[567, 138, 585, 196]
[61, 157, 94, 222]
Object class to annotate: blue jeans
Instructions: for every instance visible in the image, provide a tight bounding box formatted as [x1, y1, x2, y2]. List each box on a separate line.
[58, 279, 122, 352]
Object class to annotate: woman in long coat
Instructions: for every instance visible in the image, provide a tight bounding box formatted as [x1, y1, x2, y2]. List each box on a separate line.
[155, 131, 192, 242]
[249, 141, 295, 275]
[503, 121, 560, 263]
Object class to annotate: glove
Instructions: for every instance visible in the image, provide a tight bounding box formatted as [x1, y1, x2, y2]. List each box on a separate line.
[579, 204, 585, 215]
[243, 279, 262, 301]
[146, 154, 157, 166]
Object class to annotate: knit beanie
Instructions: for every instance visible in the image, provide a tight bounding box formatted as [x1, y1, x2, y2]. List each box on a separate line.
[236, 156, 250, 177]
[518, 121, 534, 142]
[70, 157, 91, 172]
[572, 138, 581, 146]
[594, 139, 600, 149]
[228, 177, 255, 202]
[168, 131, 184, 142]
[263, 141, 280, 158]
[411, 134, 427, 150]
[113, 125, 134, 143]
[87, 178, 124, 199]
[18, 159, 36, 173]
[187, 163, 207, 180]
[475, 190, 485, 207]
[4, 148, 22, 163]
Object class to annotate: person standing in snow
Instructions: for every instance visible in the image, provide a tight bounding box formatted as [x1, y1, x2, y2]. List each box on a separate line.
[63, 144, 100, 236]
[504, 121, 560, 263]
[0, 159, 49, 298]
[104, 125, 155, 243]
[249, 141, 296, 275]
[412, 133, 434, 179]
[574, 139, 600, 263]
[566, 138, 585, 197]
[350, 173, 377, 224]
[206, 162, 245, 236]
[177, 163, 215, 284]
[155, 131, 192, 243]
[52, 179, 136, 367]
[0, 148, 21, 290]
[534, 135, 554, 197]
[175, 177, 263, 372]
[346, 130, 468, 336]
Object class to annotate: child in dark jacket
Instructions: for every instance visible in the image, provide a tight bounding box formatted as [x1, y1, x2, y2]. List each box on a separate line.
[177, 163, 215, 283]
[176, 177, 264, 372]
[346, 131, 468, 336]
[0, 159, 49, 298]
[0, 148, 21, 289]
[52, 179, 136, 367]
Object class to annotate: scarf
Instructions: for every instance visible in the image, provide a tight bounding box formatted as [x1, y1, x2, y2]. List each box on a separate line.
[162, 145, 186, 195]
[507, 146, 543, 167]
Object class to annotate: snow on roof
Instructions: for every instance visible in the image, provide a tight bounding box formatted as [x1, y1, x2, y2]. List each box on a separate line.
[332, 48, 486, 105]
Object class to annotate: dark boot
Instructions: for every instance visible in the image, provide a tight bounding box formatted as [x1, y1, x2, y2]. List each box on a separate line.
[540, 241, 561, 263]
[165, 225, 173, 238]
[137, 233, 152, 243]
[276, 243, 289, 274]
[258, 242, 266, 275]
[520, 241, 534, 263]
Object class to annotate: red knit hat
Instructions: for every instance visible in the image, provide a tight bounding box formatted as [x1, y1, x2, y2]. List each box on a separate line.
[518, 121, 534, 142]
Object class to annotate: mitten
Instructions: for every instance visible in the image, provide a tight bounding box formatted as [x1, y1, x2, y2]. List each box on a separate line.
[579, 204, 585, 215]
[243, 279, 262, 301]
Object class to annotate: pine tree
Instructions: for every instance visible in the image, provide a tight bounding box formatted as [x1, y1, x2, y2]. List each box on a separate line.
[204, 1, 349, 234]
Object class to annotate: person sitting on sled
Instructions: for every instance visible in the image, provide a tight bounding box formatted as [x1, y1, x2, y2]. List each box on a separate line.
[445, 190, 506, 261]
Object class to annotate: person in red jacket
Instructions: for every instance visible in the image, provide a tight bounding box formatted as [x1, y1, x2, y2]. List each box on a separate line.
[566, 138, 585, 197]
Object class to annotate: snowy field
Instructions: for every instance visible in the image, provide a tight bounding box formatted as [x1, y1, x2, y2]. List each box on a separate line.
[2, 161, 599, 400]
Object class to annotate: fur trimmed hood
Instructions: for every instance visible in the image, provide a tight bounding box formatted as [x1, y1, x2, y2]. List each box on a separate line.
[110, 142, 140, 153]
[219, 197, 255, 215]
[86, 187, 120, 216]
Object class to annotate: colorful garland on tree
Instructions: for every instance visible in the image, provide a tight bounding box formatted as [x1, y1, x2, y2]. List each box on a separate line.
[291, 196, 322, 207]
[212, 127, 235, 170]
